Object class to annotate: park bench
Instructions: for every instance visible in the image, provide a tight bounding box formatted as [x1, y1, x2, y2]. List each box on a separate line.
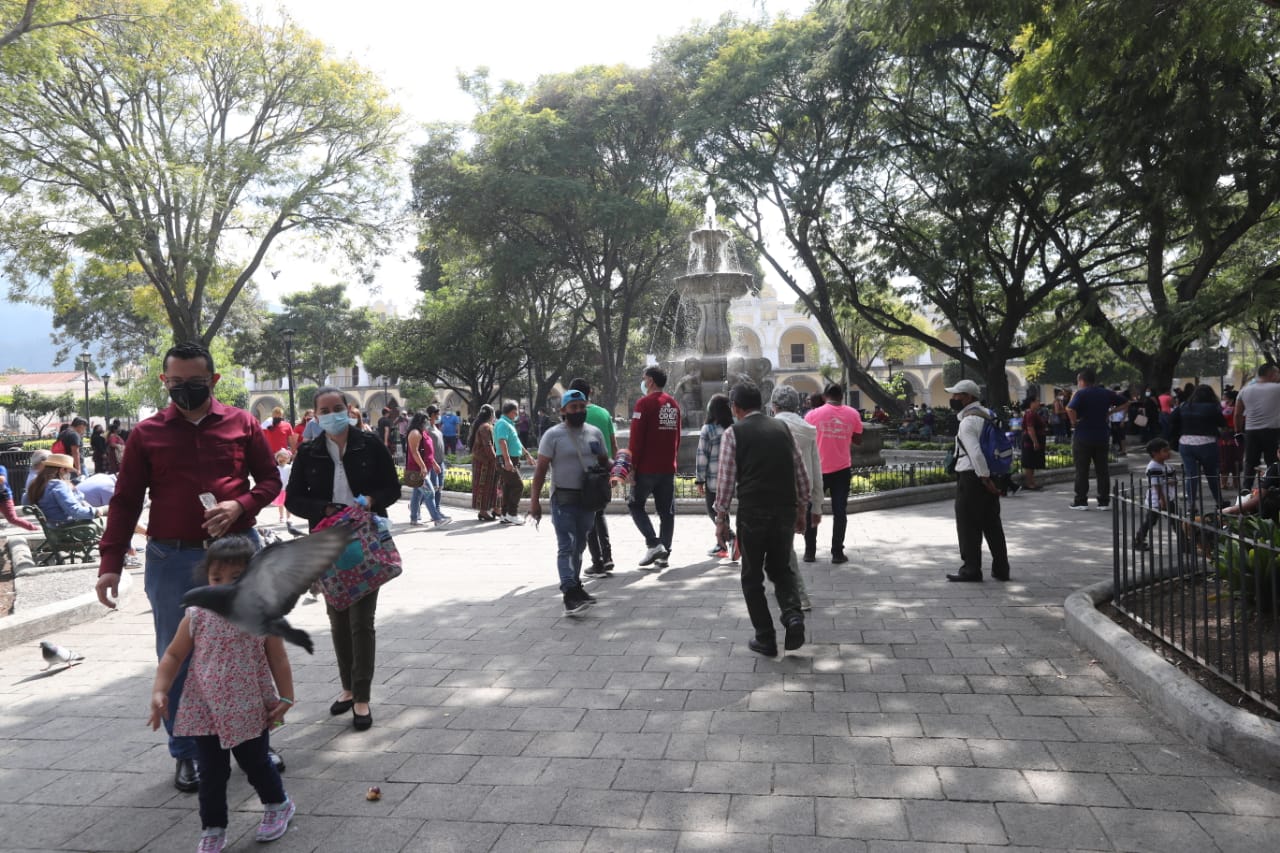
[21, 504, 103, 566]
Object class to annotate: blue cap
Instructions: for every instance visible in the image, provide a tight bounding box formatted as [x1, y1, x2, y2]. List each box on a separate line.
[560, 389, 587, 407]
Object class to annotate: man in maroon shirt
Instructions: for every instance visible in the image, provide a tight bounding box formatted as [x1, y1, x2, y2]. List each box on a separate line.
[628, 365, 682, 568]
[94, 341, 281, 793]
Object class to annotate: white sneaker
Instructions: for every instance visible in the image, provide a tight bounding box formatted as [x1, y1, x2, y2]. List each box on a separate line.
[638, 544, 668, 567]
[501, 514, 524, 525]
[436, 517, 452, 527]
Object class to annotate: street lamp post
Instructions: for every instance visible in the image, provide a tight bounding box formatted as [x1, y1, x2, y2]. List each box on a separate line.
[956, 324, 967, 382]
[102, 373, 111, 425]
[79, 351, 92, 421]
[282, 328, 296, 425]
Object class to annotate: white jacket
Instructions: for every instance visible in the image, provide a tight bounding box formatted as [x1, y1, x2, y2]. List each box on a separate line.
[775, 411, 825, 509]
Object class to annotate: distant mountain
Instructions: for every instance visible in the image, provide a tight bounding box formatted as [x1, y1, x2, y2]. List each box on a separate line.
[0, 300, 76, 371]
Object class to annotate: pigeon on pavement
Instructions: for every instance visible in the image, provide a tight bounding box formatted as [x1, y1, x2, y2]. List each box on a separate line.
[40, 641, 84, 669]
[179, 527, 351, 653]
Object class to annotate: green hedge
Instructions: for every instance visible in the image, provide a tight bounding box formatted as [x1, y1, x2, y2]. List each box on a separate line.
[23, 439, 55, 450]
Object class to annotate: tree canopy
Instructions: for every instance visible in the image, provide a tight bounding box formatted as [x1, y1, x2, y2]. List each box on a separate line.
[0, 0, 403, 346]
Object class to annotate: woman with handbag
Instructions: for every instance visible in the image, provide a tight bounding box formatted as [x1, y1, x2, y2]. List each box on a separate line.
[285, 387, 400, 731]
[470, 404, 500, 521]
[406, 412, 448, 526]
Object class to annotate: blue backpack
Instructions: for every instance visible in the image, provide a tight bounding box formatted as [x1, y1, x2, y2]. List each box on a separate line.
[966, 408, 1016, 476]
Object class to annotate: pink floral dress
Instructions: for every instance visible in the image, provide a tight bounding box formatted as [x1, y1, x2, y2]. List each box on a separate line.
[173, 607, 278, 749]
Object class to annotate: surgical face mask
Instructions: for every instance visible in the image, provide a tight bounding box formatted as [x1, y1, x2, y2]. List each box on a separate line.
[349, 417, 359, 427]
[318, 411, 350, 436]
[565, 411, 587, 427]
[640, 378, 648, 395]
[168, 381, 211, 411]
[949, 398, 965, 412]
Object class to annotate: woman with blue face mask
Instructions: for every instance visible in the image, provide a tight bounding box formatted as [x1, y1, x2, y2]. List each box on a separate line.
[285, 387, 400, 732]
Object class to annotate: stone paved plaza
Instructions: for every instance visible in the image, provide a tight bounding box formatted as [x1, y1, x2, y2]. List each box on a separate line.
[2, 484, 1278, 852]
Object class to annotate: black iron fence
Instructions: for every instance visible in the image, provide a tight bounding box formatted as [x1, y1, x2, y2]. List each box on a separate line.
[1112, 474, 1280, 713]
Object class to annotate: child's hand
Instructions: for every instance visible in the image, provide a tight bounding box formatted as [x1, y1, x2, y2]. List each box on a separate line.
[267, 699, 291, 726]
[148, 692, 168, 730]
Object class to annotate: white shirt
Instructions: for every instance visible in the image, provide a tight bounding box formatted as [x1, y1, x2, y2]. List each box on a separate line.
[324, 435, 355, 506]
[954, 402, 990, 477]
[1238, 381, 1280, 431]
[775, 411, 824, 509]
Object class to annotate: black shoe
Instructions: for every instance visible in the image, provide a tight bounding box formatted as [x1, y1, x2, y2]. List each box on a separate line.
[267, 748, 285, 773]
[1133, 540, 1150, 552]
[783, 618, 806, 651]
[831, 550, 847, 564]
[352, 708, 373, 731]
[563, 587, 592, 616]
[584, 565, 609, 578]
[576, 584, 596, 602]
[991, 570, 1010, 582]
[748, 637, 778, 657]
[802, 551, 816, 563]
[602, 560, 615, 572]
[174, 758, 199, 793]
[946, 570, 983, 582]
[329, 698, 354, 716]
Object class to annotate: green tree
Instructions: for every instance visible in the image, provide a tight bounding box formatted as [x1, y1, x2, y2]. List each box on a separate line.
[8, 386, 73, 434]
[1001, 0, 1280, 391]
[233, 283, 372, 388]
[410, 66, 692, 415]
[0, 0, 402, 346]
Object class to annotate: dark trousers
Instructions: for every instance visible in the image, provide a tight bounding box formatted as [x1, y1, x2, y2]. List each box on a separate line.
[327, 588, 379, 703]
[1073, 438, 1112, 505]
[586, 509, 612, 568]
[1134, 502, 1174, 545]
[498, 465, 524, 517]
[195, 731, 285, 830]
[737, 506, 802, 641]
[804, 467, 851, 556]
[1243, 428, 1280, 491]
[629, 472, 675, 551]
[955, 471, 1009, 577]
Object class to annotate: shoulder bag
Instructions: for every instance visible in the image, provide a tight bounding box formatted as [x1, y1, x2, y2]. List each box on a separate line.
[313, 503, 402, 610]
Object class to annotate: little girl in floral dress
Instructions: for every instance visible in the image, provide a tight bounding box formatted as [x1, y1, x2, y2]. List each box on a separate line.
[148, 536, 297, 852]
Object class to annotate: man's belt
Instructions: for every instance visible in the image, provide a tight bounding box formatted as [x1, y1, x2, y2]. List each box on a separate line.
[148, 537, 213, 550]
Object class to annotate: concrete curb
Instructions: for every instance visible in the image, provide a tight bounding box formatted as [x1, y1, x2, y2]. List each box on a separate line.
[1065, 578, 1280, 780]
[0, 569, 132, 651]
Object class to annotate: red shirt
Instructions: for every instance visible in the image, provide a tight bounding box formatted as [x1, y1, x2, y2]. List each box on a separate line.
[264, 418, 293, 455]
[98, 398, 282, 575]
[629, 391, 681, 475]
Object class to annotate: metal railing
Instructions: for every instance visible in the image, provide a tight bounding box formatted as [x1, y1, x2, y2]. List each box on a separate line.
[1112, 474, 1280, 713]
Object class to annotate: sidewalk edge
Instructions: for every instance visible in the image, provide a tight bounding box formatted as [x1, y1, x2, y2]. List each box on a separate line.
[1065, 578, 1280, 779]
[0, 570, 132, 650]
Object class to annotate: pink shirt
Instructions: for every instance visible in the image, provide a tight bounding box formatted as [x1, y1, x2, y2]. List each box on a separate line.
[804, 403, 864, 474]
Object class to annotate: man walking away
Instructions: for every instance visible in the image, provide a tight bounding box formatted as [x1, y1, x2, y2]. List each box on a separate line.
[529, 390, 611, 616]
[1234, 364, 1280, 492]
[803, 383, 863, 563]
[714, 382, 810, 657]
[1067, 368, 1128, 510]
[945, 379, 1011, 583]
[570, 378, 616, 577]
[770, 386, 823, 611]
[629, 366, 681, 569]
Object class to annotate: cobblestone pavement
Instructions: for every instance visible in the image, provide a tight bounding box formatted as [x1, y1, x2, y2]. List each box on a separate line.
[1, 483, 1278, 852]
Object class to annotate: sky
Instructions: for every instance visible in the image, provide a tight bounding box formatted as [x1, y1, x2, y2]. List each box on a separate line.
[0, 0, 815, 372]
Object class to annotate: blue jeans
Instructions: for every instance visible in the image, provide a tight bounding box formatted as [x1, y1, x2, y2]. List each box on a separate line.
[430, 466, 445, 518]
[628, 472, 675, 550]
[551, 496, 597, 592]
[1179, 441, 1222, 513]
[145, 530, 262, 761]
[410, 481, 445, 523]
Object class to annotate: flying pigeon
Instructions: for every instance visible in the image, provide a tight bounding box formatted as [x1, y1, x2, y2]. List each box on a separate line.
[40, 641, 84, 669]
[179, 527, 353, 654]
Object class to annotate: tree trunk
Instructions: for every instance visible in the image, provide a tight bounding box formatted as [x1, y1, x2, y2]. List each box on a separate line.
[983, 361, 1013, 408]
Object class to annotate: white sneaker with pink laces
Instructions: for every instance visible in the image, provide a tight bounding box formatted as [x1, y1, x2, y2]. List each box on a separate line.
[256, 796, 295, 842]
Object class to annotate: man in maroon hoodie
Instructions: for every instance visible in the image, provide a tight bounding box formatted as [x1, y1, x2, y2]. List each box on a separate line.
[628, 365, 682, 568]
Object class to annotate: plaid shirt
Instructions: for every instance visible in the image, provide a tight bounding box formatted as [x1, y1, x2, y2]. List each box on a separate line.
[695, 422, 726, 486]
[712, 412, 810, 519]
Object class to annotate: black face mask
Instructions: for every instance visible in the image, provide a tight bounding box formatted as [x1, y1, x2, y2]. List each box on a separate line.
[949, 398, 965, 412]
[565, 411, 587, 427]
[169, 382, 211, 412]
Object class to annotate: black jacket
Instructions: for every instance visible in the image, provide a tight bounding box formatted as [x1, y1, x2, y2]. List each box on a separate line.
[285, 426, 401, 528]
[1169, 402, 1226, 440]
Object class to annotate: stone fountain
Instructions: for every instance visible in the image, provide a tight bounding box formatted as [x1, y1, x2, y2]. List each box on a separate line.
[665, 198, 774, 468]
